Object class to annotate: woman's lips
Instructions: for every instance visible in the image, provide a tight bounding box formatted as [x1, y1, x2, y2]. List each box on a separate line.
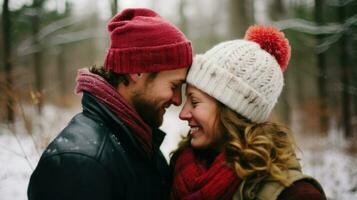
[190, 127, 201, 137]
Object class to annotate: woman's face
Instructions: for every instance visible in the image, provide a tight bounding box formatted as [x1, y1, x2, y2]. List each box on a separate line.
[179, 84, 222, 149]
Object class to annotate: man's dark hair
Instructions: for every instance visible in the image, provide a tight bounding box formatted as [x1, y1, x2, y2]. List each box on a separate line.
[89, 66, 158, 88]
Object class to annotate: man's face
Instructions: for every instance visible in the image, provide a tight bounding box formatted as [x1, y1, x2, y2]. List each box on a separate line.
[132, 68, 188, 128]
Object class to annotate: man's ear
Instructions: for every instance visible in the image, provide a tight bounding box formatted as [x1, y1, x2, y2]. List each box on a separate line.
[129, 73, 142, 83]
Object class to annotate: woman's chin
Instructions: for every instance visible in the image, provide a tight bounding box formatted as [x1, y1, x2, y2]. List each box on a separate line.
[190, 139, 208, 149]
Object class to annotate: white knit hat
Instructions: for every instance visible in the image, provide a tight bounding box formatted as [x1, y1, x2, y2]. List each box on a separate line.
[187, 25, 291, 123]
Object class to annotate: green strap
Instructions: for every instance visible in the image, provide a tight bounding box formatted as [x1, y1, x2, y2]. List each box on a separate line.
[256, 170, 314, 200]
[233, 170, 325, 200]
[232, 178, 246, 200]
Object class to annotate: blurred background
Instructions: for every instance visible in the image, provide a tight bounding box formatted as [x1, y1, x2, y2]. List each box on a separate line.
[0, 0, 356, 199]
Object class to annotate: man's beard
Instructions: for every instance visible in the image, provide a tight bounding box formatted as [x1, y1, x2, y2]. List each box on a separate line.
[132, 93, 165, 129]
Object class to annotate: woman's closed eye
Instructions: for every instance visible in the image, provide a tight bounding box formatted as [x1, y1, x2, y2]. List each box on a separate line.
[191, 98, 199, 107]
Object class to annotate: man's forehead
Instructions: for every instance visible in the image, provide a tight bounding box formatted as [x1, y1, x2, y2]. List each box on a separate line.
[159, 69, 187, 81]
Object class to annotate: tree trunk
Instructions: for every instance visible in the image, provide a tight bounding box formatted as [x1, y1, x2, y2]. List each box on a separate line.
[338, 4, 352, 137]
[268, 0, 291, 124]
[350, 3, 357, 134]
[315, 0, 329, 134]
[269, 0, 285, 20]
[229, 0, 253, 38]
[111, 0, 118, 17]
[57, 46, 66, 96]
[31, 1, 44, 114]
[2, 0, 14, 122]
[179, 0, 187, 34]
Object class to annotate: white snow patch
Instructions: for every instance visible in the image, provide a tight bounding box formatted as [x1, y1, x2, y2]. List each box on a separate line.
[0, 104, 80, 200]
[1, 105, 356, 200]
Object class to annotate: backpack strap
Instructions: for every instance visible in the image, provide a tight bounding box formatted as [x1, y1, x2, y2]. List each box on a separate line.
[256, 169, 324, 200]
[232, 178, 246, 200]
[233, 170, 325, 200]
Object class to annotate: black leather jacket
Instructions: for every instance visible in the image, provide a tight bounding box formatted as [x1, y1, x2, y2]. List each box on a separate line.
[28, 92, 171, 200]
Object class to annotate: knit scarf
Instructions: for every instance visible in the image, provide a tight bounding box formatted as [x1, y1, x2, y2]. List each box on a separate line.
[171, 148, 241, 200]
[75, 68, 153, 158]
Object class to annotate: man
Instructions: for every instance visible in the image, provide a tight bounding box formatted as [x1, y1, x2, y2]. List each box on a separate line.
[28, 8, 192, 200]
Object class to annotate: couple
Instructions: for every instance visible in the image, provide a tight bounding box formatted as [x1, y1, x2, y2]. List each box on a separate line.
[28, 8, 326, 200]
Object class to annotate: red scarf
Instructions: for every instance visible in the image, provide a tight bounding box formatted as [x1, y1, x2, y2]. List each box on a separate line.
[171, 148, 241, 200]
[75, 68, 153, 158]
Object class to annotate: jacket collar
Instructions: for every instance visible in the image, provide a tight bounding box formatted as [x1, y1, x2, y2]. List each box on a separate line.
[81, 92, 166, 149]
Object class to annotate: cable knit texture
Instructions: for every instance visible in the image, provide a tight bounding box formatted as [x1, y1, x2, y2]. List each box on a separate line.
[104, 8, 192, 73]
[187, 38, 287, 123]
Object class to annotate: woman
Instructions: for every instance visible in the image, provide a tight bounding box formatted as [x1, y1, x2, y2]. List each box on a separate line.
[170, 25, 326, 200]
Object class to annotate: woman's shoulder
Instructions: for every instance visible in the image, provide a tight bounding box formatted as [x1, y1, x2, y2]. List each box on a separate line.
[278, 179, 326, 200]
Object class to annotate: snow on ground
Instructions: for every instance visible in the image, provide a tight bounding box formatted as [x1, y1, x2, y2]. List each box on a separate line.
[295, 131, 357, 200]
[0, 104, 80, 200]
[0, 105, 356, 200]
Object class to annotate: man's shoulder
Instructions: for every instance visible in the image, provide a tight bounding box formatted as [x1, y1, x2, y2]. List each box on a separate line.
[41, 113, 110, 161]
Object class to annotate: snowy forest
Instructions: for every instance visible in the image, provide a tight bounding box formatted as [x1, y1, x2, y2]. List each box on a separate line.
[0, 0, 357, 199]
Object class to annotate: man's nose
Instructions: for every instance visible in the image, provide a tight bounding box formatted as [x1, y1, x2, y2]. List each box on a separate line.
[171, 89, 182, 106]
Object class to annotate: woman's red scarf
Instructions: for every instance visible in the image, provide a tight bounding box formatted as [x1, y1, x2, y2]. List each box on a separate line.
[171, 147, 241, 200]
[75, 68, 153, 158]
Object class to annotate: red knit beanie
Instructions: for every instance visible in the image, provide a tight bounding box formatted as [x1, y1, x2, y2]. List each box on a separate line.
[104, 8, 193, 73]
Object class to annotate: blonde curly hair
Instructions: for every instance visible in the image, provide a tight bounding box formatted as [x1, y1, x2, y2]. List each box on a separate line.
[171, 101, 298, 188]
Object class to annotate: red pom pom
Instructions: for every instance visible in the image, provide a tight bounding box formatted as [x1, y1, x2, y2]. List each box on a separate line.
[244, 25, 291, 71]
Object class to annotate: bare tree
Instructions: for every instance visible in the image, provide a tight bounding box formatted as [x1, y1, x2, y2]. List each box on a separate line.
[269, 0, 285, 20]
[268, 0, 291, 124]
[179, 0, 187, 34]
[338, 4, 352, 137]
[111, 0, 119, 17]
[229, 0, 254, 38]
[2, 0, 14, 122]
[56, 46, 66, 96]
[31, 0, 46, 114]
[56, 0, 68, 97]
[315, 0, 329, 134]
